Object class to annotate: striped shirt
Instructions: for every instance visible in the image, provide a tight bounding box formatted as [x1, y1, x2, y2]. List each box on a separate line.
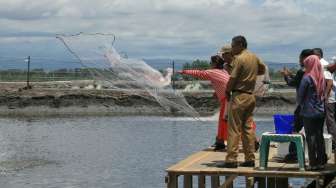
[182, 69, 230, 101]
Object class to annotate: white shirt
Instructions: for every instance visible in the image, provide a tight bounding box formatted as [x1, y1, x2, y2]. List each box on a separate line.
[322, 58, 336, 103]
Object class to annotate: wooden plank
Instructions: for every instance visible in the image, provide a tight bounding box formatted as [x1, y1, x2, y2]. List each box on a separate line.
[183, 175, 192, 188]
[167, 151, 211, 172]
[166, 149, 336, 180]
[171, 168, 333, 179]
[211, 175, 220, 188]
[198, 175, 205, 188]
[167, 173, 178, 188]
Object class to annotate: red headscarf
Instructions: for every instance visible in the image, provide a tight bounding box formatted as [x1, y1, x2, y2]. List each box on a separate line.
[303, 55, 325, 100]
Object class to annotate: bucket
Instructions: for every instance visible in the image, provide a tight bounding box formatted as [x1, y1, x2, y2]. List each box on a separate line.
[273, 114, 294, 134]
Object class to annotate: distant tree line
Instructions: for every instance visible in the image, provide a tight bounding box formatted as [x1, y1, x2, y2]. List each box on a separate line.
[173, 59, 210, 81]
[175, 60, 298, 81]
[0, 68, 94, 82]
[0, 61, 298, 82]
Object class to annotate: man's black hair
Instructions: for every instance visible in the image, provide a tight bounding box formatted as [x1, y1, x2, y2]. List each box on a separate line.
[232, 35, 247, 49]
[211, 55, 224, 69]
[313, 48, 323, 58]
[300, 49, 314, 59]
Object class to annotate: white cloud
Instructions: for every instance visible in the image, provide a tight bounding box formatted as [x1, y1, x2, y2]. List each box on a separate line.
[0, 0, 335, 62]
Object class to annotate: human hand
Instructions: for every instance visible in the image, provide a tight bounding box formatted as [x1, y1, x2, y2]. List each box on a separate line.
[176, 70, 183, 74]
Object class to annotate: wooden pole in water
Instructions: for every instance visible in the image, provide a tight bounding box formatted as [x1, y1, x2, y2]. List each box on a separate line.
[172, 60, 175, 90]
[26, 56, 31, 89]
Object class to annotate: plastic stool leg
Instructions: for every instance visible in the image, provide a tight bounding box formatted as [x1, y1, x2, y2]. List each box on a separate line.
[265, 140, 270, 167]
[294, 138, 305, 171]
[259, 138, 270, 170]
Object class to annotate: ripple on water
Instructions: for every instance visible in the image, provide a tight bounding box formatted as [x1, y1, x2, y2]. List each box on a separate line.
[0, 159, 57, 175]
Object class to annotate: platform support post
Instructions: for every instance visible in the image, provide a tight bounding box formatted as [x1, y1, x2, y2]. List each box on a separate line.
[211, 175, 220, 188]
[166, 173, 178, 188]
[184, 175, 192, 188]
[256, 177, 266, 188]
[198, 175, 205, 188]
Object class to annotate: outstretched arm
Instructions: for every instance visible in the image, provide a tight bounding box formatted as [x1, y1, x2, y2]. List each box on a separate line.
[180, 70, 210, 80]
[284, 70, 304, 88]
[257, 58, 266, 75]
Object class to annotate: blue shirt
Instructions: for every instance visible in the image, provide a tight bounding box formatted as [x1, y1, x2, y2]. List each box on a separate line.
[298, 75, 325, 118]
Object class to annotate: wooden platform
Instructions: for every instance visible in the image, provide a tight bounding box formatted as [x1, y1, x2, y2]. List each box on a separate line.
[165, 147, 336, 188]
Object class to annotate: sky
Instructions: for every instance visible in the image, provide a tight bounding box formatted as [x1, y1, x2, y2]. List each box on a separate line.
[0, 0, 336, 65]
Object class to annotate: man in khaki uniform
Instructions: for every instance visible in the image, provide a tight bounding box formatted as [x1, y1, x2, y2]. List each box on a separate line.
[217, 35, 265, 168]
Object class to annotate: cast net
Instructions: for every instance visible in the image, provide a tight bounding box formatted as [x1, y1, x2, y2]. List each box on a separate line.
[254, 66, 270, 97]
[56, 33, 200, 118]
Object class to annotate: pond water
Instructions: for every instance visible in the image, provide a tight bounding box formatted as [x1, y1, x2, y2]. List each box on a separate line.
[0, 116, 306, 188]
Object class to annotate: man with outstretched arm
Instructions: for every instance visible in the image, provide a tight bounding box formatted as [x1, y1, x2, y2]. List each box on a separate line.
[217, 35, 265, 168]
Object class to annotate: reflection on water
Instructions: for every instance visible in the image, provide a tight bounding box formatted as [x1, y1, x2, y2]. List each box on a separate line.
[0, 116, 303, 188]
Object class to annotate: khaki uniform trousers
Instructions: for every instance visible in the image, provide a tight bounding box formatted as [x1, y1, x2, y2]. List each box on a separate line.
[226, 92, 256, 163]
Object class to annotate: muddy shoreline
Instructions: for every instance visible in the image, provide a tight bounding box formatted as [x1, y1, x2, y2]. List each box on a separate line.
[0, 81, 296, 117]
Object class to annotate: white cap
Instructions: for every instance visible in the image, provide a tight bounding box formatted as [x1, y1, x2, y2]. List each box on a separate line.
[332, 56, 336, 63]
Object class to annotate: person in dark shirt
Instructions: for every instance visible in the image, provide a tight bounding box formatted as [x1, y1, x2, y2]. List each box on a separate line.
[280, 49, 314, 162]
[282, 49, 314, 89]
[298, 55, 326, 170]
[281, 49, 314, 130]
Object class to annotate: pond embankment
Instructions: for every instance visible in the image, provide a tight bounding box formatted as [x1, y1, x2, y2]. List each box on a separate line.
[0, 81, 296, 117]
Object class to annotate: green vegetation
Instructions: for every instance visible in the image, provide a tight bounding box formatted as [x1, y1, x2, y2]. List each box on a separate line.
[0, 61, 299, 82]
[182, 59, 210, 70]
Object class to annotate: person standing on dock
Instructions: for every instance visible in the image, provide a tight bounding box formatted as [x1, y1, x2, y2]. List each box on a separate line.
[179, 54, 230, 150]
[217, 35, 266, 168]
[298, 55, 326, 170]
[280, 49, 314, 162]
[220, 44, 260, 151]
[326, 57, 336, 151]
[313, 48, 336, 150]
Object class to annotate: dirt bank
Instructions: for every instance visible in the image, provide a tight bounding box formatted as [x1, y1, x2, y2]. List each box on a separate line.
[0, 81, 296, 117]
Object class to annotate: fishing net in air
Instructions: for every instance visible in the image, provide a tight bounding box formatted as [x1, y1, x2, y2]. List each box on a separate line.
[254, 66, 270, 97]
[56, 33, 199, 118]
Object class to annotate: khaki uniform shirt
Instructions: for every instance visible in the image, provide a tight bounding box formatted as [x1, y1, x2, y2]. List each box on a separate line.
[229, 49, 265, 93]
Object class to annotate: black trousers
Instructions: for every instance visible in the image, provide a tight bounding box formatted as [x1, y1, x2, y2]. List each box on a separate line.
[303, 116, 326, 166]
[294, 105, 304, 132]
[325, 103, 336, 148]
